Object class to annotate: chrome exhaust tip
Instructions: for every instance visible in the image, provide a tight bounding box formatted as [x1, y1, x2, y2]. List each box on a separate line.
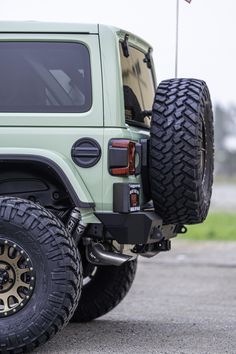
[86, 243, 135, 266]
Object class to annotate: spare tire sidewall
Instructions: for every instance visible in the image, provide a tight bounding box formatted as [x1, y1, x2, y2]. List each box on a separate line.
[201, 96, 214, 207]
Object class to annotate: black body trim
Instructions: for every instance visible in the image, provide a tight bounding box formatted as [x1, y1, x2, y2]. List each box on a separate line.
[71, 138, 101, 168]
[0, 32, 91, 35]
[95, 211, 177, 244]
[0, 154, 94, 208]
[140, 138, 151, 201]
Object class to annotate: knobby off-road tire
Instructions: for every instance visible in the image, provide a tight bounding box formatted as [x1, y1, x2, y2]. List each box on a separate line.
[0, 197, 82, 354]
[72, 259, 137, 322]
[150, 78, 214, 225]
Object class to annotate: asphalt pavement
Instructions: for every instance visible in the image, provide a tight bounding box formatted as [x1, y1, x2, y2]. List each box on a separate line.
[35, 239, 236, 354]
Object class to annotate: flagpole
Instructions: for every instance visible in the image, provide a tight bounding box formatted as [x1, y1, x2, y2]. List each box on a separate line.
[175, 0, 179, 78]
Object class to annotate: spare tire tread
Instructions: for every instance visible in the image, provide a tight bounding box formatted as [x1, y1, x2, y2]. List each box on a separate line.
[150, 78, 214, 225]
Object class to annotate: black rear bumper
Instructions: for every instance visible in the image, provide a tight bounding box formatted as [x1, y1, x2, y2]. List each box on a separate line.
[95, 211, 177, 245]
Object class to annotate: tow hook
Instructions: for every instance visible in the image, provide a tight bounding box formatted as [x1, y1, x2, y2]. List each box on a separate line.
[175, 225, 188, 234]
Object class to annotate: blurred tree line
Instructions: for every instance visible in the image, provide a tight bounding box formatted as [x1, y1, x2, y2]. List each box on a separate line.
[215, 104, 236, 177]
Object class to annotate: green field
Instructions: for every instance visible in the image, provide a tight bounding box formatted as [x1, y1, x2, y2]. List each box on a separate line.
[183, 213, 236, 240]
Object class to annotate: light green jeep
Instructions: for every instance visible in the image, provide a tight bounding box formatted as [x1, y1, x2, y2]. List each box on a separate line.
[0, 21, 214, 353]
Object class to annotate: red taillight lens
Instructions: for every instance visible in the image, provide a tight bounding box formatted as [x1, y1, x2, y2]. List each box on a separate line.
[110, 140, 136, 176]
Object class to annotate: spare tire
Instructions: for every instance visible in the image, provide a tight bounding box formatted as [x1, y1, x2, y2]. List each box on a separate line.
[150, 78, 214, 225]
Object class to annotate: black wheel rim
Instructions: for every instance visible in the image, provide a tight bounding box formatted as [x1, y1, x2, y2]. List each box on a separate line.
[0, 238, 35, 318]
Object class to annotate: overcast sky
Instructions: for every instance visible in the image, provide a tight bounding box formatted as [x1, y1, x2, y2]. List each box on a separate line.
[0, 0, 235, 107]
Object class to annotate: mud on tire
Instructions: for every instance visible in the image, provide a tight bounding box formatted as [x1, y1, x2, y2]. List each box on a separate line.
[150, 78, 214, 225]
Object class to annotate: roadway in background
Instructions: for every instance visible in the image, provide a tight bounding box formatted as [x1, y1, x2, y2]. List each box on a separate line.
[35, 240, 236, 354]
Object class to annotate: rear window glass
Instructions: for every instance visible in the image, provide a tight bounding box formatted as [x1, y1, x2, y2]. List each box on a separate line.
[119, 43, 155, 128]
[0, 42, 92, 113]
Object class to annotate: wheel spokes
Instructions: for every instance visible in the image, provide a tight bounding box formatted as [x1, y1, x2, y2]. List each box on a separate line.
[0, 238, 35, 317]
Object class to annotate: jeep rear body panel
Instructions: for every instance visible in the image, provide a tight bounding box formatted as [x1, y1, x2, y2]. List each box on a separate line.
[0, 22, 153, 217]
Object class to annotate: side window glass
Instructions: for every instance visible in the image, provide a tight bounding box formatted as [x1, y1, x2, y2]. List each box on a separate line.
[0, 42, 92, 113]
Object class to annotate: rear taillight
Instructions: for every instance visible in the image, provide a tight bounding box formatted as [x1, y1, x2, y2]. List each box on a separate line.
[109, 139, 141, 176]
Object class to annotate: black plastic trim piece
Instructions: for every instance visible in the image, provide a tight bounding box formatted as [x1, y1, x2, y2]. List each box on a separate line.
[71, 138, 101, 168]
[0, 154, 94, 209]
[121, 34, 129, 58]
[0, 32, 91, 35]
[113, 183, 140, 213]
[135, 142, 142, 175]
[144, 47, 153, 69]
[140, 138, 151, 201]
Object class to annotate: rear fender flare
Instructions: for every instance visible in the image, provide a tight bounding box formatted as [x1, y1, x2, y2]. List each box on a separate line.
[0, 148, 95, 209]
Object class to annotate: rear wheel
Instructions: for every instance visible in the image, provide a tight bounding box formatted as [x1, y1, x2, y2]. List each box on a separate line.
[0, 197, 82, 353]
[150, 78, 214, 225]
[72, 258, 137, 322]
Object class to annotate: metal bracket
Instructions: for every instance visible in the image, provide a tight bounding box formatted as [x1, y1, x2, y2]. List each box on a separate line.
[132, 239, 171, 258]
[122, 34, 129, 58]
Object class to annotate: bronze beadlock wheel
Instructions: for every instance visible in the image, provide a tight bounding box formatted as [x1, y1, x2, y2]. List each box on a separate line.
[0, 197, 82, 354]
[0, 238, 35, 318]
